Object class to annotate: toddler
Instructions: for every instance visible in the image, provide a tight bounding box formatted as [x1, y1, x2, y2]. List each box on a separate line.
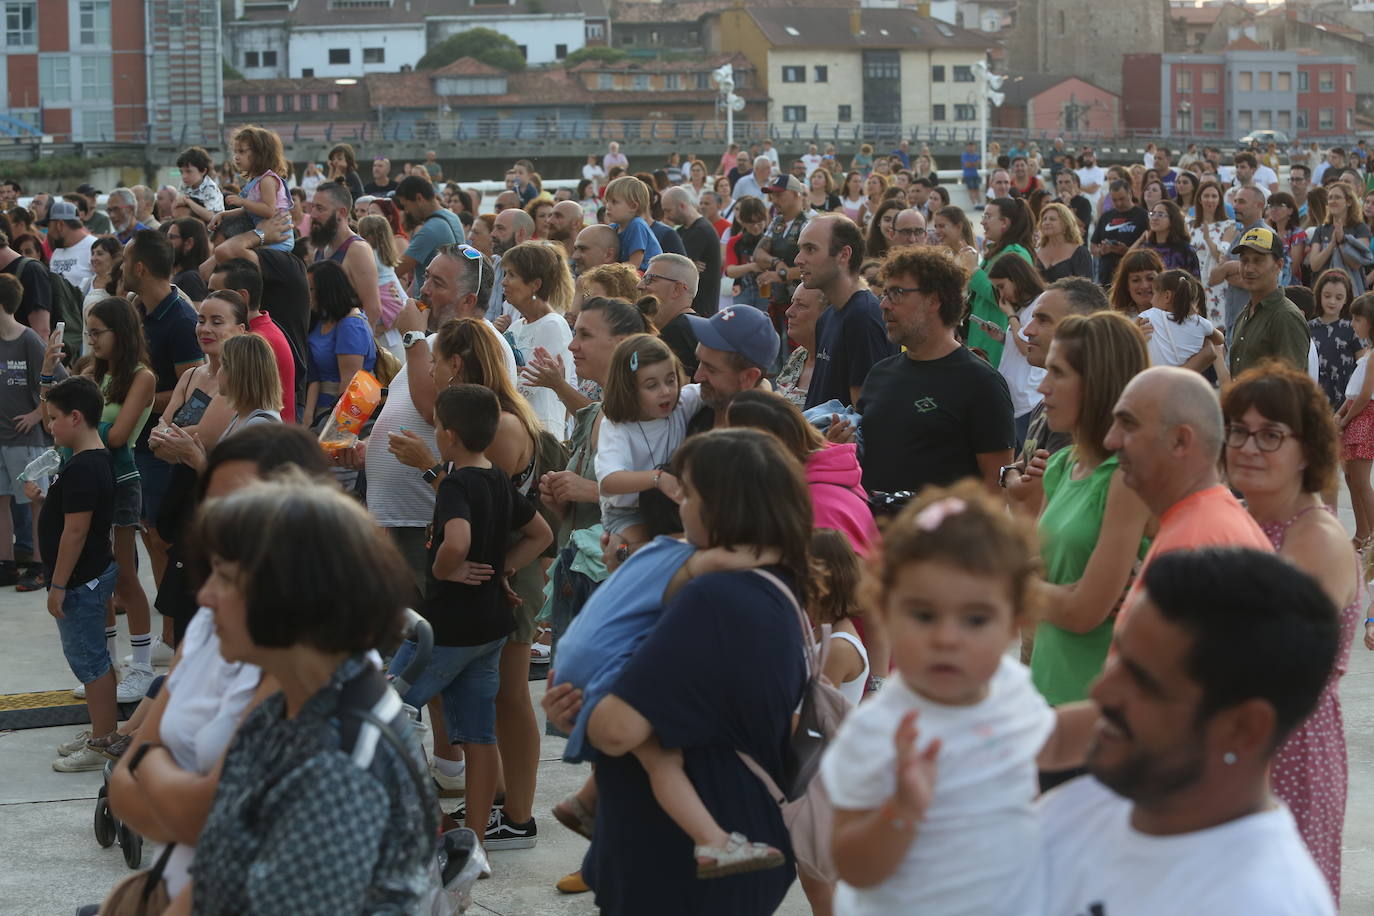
[603, 176, 662, 270]
[214, 126, 294, 251]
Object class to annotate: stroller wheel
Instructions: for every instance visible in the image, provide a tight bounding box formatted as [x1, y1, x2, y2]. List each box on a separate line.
[118, 823, 143, 869]
[93, 794, 116, 848]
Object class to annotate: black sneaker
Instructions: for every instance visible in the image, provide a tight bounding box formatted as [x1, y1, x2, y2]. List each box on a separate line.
[485, 810, 537, 850]
[15, 567, 45, 592]
[449, 793, 504, 824]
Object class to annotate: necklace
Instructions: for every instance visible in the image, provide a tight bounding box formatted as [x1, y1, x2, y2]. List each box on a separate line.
[634, 417, 666, 470]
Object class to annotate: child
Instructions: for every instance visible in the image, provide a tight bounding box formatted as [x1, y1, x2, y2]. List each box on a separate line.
[175, 145, 224, 223]
[821, 481, 1096, 915]
[961, 141, 983, 209]
[809, 529, 871, 707]
[38, 377, 122, 772]
[1310, 268, 1359, 411]
[1337, 293, 1374, 551]
[387, 384, 552, 846]
[1139, 269, 1226, 374]
[213, 126, 294, 252]
[0, 275, 49, 586]
[603, 175, 662, 270]
[594, 334, 702, 566]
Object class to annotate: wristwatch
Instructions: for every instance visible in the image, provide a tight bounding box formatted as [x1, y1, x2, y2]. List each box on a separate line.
[421, 463, 445, 483]
[998, 464, 1019, 488]
[252, 228, 266, 244]
[401, 331, 427, 349]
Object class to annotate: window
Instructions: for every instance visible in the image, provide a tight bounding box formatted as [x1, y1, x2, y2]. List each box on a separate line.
[302, 68, 315, 78]
[265, 94, 278, 113]
[1237, 71, 1251, 92]
[248, 95, 260, 113]
[1319, 107, 1334, 129]
[518, 45, 528, 59]
[687, 29, 699, 44]
[1277, 110, 1291, 131]
[283, 94, 296, 111]
[1298, 70, 1308, 91]
[1296, 110, 1308, 130]
[782, 66, 805, 83]
[245, 51, 260, 68]
[1319, 70, 1333, 92]
[838, 104, 852, 122]
[263, 50, 278, 67]
[80, 109, 113, 141]
[931, 65, 945, 82]
[1058, 10, 1065, 32]
[953, 65, 974, 82]
[1347, 72, 1354, 91]
[228, 95, 242, 114]
[5, 1, 36, 46]
[598, 73, 613, 90]
[328, 48, 350, 64]
[586, 22, 604, 39]
[666, 73, 681, 89]
[363, 47, 384, 64]
[633, 73, 649, 90]
[932, 103, 946, 121]
[318, 93, 331, 109]
[814, 65, 828, 83]
[38, 57, 71, 103]
[1277, 72, 1291, 92]
[1349, 108, 1356, 129]
[1257, 110, 1271, 129]
[1202, 107, 1218, 131]
[695, 72, 710, 90]
[78, 1, 110, 46]
[648, 29, 660, 44]
[954, 103, 976, 121]
[1258, 71, 1271, 92]
[783, 105, 807, 122]
[1202, 69, 1218, 91]
[301, 93, 313, 111]
[1237, 109, 1251, 131]
[1176, 70, 1192, 92]
[80, 55, 111, 99]
[555, 43, 567, 59]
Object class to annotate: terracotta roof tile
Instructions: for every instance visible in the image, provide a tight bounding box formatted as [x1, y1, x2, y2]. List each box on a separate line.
[430, 57, 506, 77]
[745, 7, 997, 49]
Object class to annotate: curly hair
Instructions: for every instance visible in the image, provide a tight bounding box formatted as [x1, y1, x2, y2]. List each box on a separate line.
[878, 246, 970, 327]
[1221, 361, 1339, 495]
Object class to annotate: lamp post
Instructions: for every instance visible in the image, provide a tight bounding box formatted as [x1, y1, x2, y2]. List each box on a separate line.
[972, 60, 1005, 187]
[712, 63, 743, 147]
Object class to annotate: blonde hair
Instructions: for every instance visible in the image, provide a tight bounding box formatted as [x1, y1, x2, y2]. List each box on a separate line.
[604, 175, 650, 217]
[580, 262, 642, 302]
[357, 215, 399, 268]
[1038, 202, 1083, 245]
[1328, 181, 1365, 228]
[500, 241, 575, 313]
[434, 318, 543, 445]
[220, 333, 283, 414]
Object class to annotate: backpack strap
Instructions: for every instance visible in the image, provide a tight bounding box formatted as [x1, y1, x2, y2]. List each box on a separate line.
[750, 567, 826, 678]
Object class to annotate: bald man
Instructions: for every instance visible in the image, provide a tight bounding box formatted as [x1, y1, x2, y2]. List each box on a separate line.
[662, 186, 723, 317]
[571, 225, 619, 276]
[546, 200, 585, 261]
[638, 252, 702, 375]
[487, 207, 535, 320]
[1104, 366, 1272, 632]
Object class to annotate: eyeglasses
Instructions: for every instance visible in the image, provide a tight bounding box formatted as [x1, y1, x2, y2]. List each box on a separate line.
[642, 272, 683, 287]
[892, 227, 927, 239]
[85, 328, 112, 341]
[880, 285, 923, 301]
[1224, 423, 1289, 452]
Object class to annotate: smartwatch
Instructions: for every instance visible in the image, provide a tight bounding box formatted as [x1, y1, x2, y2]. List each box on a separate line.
[998, 464, 1019, 488]
[401, 331, 427, 349]
[421, 463, 445, 483]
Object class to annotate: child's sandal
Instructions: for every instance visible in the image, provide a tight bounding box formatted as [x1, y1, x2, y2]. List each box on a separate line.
[694, 832, 785, 880]
[552, 793, 597, 841]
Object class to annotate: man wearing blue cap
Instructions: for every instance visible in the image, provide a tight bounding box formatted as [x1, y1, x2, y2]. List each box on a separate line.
[1227, 226, 1309, 377]
[685, 305, 780, 434]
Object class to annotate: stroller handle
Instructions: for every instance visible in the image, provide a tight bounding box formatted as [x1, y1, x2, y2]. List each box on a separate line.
[392, 608, 434, 697]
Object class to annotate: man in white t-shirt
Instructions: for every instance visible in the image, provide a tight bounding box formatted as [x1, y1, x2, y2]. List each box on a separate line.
[1075, 148, 1106, 210]
[801, 143, 824, 178]
[42, 200, 96, 294]
[1039, 547, 1339, 916]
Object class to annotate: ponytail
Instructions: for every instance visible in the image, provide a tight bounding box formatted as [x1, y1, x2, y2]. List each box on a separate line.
[1155, 269, 1203, 324]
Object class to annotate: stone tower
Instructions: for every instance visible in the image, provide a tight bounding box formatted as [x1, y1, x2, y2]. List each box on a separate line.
[1004, 0, 1169, 95]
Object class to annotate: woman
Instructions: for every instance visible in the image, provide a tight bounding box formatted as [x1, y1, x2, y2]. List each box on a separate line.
[14, 233, 46, 265]
[105, 425, 331, 912]
[969, 197, 1035, 365]
[188, 476, 437, 914]
[1175, 170, 1199, 217]
[724, 197, 772, 312]
[1027, 311, 1151, 784]
[1191, 178, 1238, 326]
[839, 172, 866, 223]
[806, 168, 842, 214]
[913, 154, 938, 185]
[367, 197, 408, 243]
[718, 143, 740, 178]
[864, 199, 905, 263]
[1305, 186, 1329, 231]
[525, 197, 555, 240]
[1306, 181, 1373, 295]
[304, 260, 377, 425]
[776, 285, 823, 408]
[712, 176, 732, 201]
[151, 291, 248, 469]
[168, 218, 211, 303]
[987, 254, 1048, 447]
[1141, 178, 1166, 213]
[681, 160, 710, 205]
[82, 237, 122, 333]
[859, 173, 890, 228]
[543, 428, 809, 916]
[501, 241, 576, 435]
[468, 214, 494, 258]
[356, 215, 409, 357]
[1108, 248, 1164, 320]
[219, 334, 284, 436]
[299, 162, 323, 196]
[1221, 364, 1362, 902]
[1136, 199, 1201, 277]
[929, 205, 980, 275]
[1267, 192, 1306, 288]
[326, 143, 364, 200]
[1035, 202, 1092, 282]
[850, 143, 875, 174]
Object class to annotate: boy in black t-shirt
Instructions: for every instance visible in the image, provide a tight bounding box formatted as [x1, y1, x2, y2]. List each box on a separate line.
[39, 377, 121, 772]
[391, 384, 551, 845]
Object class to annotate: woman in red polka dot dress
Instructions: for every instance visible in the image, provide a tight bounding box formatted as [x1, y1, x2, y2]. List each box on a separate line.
[1223, 365, 1364, 901]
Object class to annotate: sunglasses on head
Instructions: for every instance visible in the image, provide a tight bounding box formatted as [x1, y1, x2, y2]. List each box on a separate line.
[438, 243, 484, 292]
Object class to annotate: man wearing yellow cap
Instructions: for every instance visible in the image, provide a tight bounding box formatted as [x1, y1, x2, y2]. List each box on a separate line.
[1227, 226, 1310, 377]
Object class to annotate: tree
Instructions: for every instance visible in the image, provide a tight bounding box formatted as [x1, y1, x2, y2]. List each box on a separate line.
[418, 28, 526, 72]
[223, 58, 245, 81]
[564, 46, 630, 66]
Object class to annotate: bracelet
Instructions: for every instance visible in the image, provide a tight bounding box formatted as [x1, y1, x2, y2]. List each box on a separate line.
[651, 469, 662, 489]
[50, 584, 66, 591]
[1366, 618, 1374, 624]
[879, 799, 918, 831]
[39, 374, 54, 384]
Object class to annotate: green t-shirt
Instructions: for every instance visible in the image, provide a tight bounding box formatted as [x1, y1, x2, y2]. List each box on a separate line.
[967, 244, 1031, 366]
[1030, 449, 1146, 706]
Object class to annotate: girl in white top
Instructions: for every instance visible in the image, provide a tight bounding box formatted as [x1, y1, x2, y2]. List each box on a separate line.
[1337, 294, 1374, 548]
[820, 482, 1097, 916]
[501, 241, 578, 435]
[595, 334, 703, 563]
[357, 215, 408, 358]
[1140, 269, 1225, 375]
[985, 256, 1047, 434]
[810, 529, 870, 707]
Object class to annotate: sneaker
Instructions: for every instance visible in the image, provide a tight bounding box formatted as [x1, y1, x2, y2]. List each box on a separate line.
[530, 642, 551, 665]
[484, 810, 537, 850]
[116, 664, 156, 703]
[123, 638, 174, 669]
[52, 743, 109, 772]
[450, 794, 503, 824]
[430, 760, 466, 798]
[90, 732, 131, 760]
[57, 729, 91, 756]
[16, 567, 47, 592]
[72, 682, 86, 699]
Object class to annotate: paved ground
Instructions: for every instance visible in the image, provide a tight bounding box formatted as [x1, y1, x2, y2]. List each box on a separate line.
[2, 499, 1373, 915]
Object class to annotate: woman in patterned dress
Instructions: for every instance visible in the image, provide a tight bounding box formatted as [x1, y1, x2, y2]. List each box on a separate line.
[1310, 269, 1360, 412]
[1190, 179, 1237, 326]
[1223, 364, 1364, 902]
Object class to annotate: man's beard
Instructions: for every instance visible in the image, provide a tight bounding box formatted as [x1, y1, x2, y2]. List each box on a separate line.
[309, 213, 340, 248]
[493, 236, 517, 256]
[1088, 707, 1208, 805]
[548, 225, 573, 244]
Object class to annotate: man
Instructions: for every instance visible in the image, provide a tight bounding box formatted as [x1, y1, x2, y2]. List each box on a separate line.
[700, 191, 730, 237]
[1054, 169, 1094, 237]
[890, 208, 928, 249]
[603, 141, 629, 174]
[209, 258, 297, 423]
[752, 175, 810, 322]
[988, 168, 1013, 201]
[1225, 227, 1309, 376]
[493, 189, 520, 213]
[364, 157, 399, 197]
[394, 175, 466, 297]
[1010, 156, 1043, 198]
[165, 218, 209, 302]
[731, 156, 776, 204]
[1153, 147, 1178, 199]
[486, 207, 534, 321]
[801, 144, 823, 178]
[546, 200, 585, 263]
[1289, 164, 1312, 220]
[639, 253, 703, 376]
[855, 247, 1014, 494]
[0, 228, 51, 340]
[41, 201, 96, 294]
[1075, 148, 1106, 210]
[74, 185, 112, 235]
[308, 183, 382, 327]
[662, 187, 722, 318]
[1090, 180, 1149, 286]
[794, 215, 894, 409]
[905, 178, 934, 219]
[760, 139, 780, 170]
[423, 150, 443, 182]
[1313, 146, 1345, 187]
[106, 188, 146, 245]
[1210, 187, 1268, 331]
[684, 304, 780, 433]
[570, 225, 619, 276]
[1040, 547, 1338, 915]
[890, 139, 912, 170]
[0, 179, 18, 212]
[1226, 152, 1271, 207]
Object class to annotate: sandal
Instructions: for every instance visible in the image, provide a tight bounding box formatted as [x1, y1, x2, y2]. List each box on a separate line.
[695, 832, 785, 880]
[552, 793, 597, 841]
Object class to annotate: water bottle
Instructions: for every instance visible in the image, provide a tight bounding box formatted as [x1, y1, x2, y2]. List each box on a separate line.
[18, 447, 61, 483]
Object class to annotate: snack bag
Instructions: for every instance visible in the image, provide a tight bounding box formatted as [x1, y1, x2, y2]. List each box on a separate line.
[319, 370, 382, 457]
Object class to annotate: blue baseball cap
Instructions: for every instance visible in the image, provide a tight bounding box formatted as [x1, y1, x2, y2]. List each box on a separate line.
[687, 306, 779, 371]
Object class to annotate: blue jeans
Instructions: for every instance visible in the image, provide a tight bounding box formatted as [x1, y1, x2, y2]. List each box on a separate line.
[133, 449, 172, 523]
[11, 500, 31, 554]
[54, 562, 119, 684]
[388, 636, 506, 745]
[546, 543, 600, 738]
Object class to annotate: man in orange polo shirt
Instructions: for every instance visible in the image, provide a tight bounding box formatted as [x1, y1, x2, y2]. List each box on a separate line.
[1104, 366, 1273, 631]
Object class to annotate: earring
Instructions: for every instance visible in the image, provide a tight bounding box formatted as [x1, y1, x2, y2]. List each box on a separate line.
[1223, 751, 1237, 766]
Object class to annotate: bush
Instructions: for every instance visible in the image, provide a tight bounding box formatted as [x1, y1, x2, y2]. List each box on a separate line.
[418, 28, 526, 72]
[565, 47, 630, 66]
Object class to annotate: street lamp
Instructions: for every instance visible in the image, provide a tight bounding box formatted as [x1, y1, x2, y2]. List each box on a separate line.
[711, 63, 744, 147]
[972, 60, 1004, 186]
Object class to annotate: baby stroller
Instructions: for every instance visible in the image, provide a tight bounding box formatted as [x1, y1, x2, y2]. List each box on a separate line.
[93, 760, 143, 869]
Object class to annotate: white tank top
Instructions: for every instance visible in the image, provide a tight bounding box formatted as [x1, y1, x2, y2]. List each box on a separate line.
[829, 629, 870, 707]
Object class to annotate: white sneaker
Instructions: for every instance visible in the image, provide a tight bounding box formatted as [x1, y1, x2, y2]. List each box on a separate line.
[53, 743, 108, 772]
[430, 760, 467, 798]
[72, 682, 86, 699]
[57, 729, 91, 756]
[116, 664, 156, 703]
[122, 638, 174, 669]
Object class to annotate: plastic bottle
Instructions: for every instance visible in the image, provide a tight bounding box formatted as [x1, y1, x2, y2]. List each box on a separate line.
[18, 447, 61, 483]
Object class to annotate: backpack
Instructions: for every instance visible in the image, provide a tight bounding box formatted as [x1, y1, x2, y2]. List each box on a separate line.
[7, 257, 84, 360]
[738, 568, 852, 883]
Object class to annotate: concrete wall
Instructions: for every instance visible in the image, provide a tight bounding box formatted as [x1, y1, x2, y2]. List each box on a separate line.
[1026, 78, 1119, 133]
[709, 10, 772, 93]
[224, 23, 290, 79]
[429, 16, 588, 65]
[1005, 0, 1167, 95]
[289, 25, 427, 77]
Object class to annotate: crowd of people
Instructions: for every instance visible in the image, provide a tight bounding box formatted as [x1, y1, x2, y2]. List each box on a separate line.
[1, 126, 1371, 915]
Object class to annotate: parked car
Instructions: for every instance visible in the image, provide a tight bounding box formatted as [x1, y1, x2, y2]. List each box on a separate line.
[1239, 129, 1291, 148]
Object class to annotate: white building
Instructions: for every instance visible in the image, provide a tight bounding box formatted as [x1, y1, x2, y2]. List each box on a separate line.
[428, 0, 611, 66]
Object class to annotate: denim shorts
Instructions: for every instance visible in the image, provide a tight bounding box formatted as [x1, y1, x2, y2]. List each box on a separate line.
[388, 635, 506, 745]
[133, 449, 172, 523]
[113, 477, 143, 529]
[53, 562, 119, 684]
